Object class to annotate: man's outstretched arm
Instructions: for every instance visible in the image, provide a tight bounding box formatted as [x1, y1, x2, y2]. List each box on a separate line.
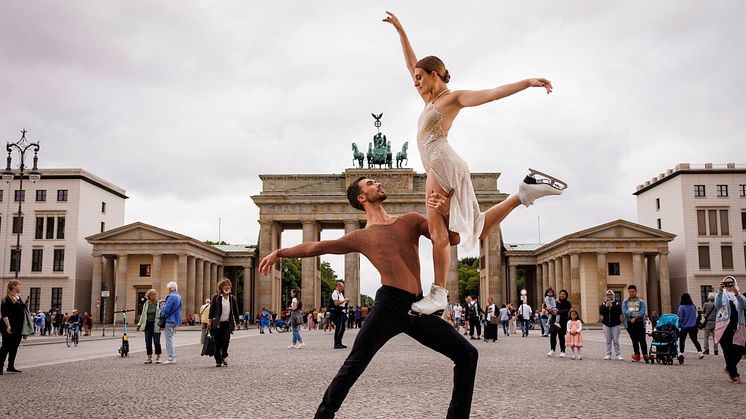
[259, 233, 358, 275]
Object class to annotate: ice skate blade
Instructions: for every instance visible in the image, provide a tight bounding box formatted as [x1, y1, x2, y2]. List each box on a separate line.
[408, 309, 445, 317]
[527, 168, 568, 190]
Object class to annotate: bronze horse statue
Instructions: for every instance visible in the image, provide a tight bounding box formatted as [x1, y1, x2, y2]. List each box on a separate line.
[396, 141, 408, 168]
[352, 143, 365, 168]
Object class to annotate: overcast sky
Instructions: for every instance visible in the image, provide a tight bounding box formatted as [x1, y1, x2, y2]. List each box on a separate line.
[2, 1, 744, 298]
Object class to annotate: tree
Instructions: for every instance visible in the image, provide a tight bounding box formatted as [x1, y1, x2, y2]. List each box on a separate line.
[457, 257, 480, 306]
[320, 261, 339, 309]
[204, 240, 229, 246]
[280, 258, 302, 309]
[360, 294, 374, 307]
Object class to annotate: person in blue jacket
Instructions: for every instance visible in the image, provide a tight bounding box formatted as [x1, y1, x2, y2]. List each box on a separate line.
[677, 293, 704, 362]
[160, 281, 182, 364]
[622, 284, 649, 363]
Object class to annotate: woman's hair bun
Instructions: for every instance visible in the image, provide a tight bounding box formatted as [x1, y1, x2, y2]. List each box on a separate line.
[442, 69, 450, 83]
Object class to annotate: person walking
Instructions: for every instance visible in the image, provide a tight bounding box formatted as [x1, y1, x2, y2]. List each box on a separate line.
[199, 298, 211, 345]
[508, 304, 517, 336]
[0, 280, 26, 374]
[484, 297, 497, 342]
[499, 304, 510, 337]
[622, 284, 649, 363]
[307, 310, 316, 331]
[361, 305, 369, 326]
[702, 293, 718, 356]
[453, 303, 462, 333]
[354, 306, 362, 329]
[288, 289, 305, 349]
[136, 289, 162, 364]
[547, 290, 571, 357]
[677, 293, 704, 361]
[259, 307, 272, 334]
[518, 300, 533, 337]
[567, 309, 583, 360]
[599, 289, 623, 360]
[331, 282, 350, 349]
[466, 296, 483, 340]
[160, 281, 182, 364]
[209, 279, 240, 367]
[317, 309, 325, 332]
[539, 304, 549, 337]
[715, 276, 746, 384]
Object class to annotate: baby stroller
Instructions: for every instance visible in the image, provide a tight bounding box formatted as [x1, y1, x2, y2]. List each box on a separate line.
[649, 313, 682, 365]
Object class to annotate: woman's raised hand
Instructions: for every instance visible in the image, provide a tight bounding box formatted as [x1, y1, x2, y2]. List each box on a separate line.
[382, 11, 404, 32]
[528, 78, 553, 94]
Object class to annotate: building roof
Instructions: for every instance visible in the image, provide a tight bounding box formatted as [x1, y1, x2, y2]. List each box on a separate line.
[633, 163, 746, 196]
[504, 243, 545, 252]
[9, 168, 128, 199]
[211, 244, 257, 254]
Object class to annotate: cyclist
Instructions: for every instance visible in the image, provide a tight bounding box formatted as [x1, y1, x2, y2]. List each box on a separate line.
[67, 309, 82, 343]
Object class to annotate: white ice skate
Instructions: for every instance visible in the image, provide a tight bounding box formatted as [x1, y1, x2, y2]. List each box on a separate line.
[409, 284, 448, 316]
[518, 168, 567, 207]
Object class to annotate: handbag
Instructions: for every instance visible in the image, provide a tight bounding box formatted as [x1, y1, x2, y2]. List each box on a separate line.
[201, 333, 216, 356]
[22, 305, 34, 336]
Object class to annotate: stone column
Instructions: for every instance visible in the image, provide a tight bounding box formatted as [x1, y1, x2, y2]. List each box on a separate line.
[195, 258, 204, 311]
[554, 258, 562, 292]
[202, 261, 210, 302]
[562, 255, 571, 295]
[548, 259, 556, 293]
[91, 255, 103, 323]
[270, 223, 283, 313]
[646, 254, 660, 315]
[480, 227, 503, 306]
[177, 254, 188, 322]
[217, 265, 224, 282]
[542, 262, 549, 292]
[115, 254, 128, 314]
[597, 252, 608, 302]
[302, 221, 321, 310]
[104, 256, 115, 323]
[632, 253, 644, 302]
[210, 263, 218, 296]
[344, 220, 360, 308]
[535, 264, 544, 309]
[658, 252, 672, 313]
[256, 220, 274, 316]
[570, 253, 581, 316]
[187, 256, 196, 317]
[448, 246, 460, 305]
[151, 254, 162, 297]
[243, 265, 252, 315]
[508, 264, 517, 305]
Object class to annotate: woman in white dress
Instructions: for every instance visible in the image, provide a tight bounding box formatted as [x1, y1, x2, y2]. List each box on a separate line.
[383, 11, 567, 315]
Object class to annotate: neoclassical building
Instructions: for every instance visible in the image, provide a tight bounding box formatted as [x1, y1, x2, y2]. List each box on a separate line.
[504, 219, 675, 318]
[86, 223, 255, 323]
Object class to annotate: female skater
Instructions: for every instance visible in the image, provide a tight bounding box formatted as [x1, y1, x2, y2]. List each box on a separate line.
[383, 11, 567, 315]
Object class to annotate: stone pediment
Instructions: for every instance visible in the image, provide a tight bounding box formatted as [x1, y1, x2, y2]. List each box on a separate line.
[86, 222, 191, 243]
[570, 220, 675, 241]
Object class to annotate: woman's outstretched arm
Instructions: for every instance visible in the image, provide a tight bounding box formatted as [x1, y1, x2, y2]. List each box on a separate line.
[383, 11, 417, 78]
[452, 78, 553, 109]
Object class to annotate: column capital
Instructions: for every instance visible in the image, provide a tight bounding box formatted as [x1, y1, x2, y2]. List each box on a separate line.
[596, 251, 608, 256]
[658, 250, 669, 256]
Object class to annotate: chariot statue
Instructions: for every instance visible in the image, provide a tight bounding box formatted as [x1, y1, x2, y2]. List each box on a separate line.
[350, 113, 408, 169]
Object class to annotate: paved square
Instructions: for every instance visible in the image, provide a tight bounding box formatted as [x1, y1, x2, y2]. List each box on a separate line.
[1, 324, 741, 418]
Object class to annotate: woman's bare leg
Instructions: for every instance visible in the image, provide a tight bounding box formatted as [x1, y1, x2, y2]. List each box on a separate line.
[426, 171, 450, 288]
[479, 195, 521, 240]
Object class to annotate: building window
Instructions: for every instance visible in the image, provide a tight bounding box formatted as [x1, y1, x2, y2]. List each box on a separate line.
[740, 184, 746, 197]
[700, 285, 713, 308]
[31, 249, 43, 272]
[35, 217, 44, 239]
[12, 216, 23, 234]
[14, 190, 25, 202]
[698, 245, 711, 270]
[46, 216, 55, 239]
[608, 262, 620, 276]
[722, 245, 734, 270]
[657, 218, 662, 230]
[708, 210, 718, 235]
[28, 287, 40, 313]
[57, 189, 68, 202]
[101, 222, 106, 233]
[57, 217, 65, 239]
[51, 287, 62, 310]
[0, 190, 3, 201]
[697, 210, 707, 235]
[742, 212, 746, 230]
[139, 264, 151, 277]
[9, 249, 20, 273]
[35, 189, 46, 202]
[717, 185, 728, 197]
[720, 210, 729, 235]
[102, 202, 106, 214]
[53, 249, 65, 272]
[655, 198, 660, 210]
[694, 185, 706, 197]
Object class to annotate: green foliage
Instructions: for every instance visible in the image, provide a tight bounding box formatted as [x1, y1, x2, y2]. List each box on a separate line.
[458, 257, 480, 305]
[280, 258, 302, 309]
[320, 261, 339, 309]
[204, 240, 229, 246]
[360, 294, 374, 307]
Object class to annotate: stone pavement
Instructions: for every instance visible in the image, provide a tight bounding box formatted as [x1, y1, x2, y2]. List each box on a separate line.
[0, 323, 742, 418]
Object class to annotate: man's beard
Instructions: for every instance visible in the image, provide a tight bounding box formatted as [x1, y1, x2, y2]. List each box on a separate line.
[366, 192, 387, 204]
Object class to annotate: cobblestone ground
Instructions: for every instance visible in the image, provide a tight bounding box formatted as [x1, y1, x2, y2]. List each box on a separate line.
[1, 324, 742, 418]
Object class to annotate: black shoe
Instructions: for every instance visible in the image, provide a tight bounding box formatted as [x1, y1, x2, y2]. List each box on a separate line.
[0, 369, 3, 375]
[341, 344, 347, 348]
[715, 352, 719, 355]
[470, 336, 476, 340]
[334, 345, 344, 349]
[703, 350, 709, 355]
[492, 339, 496, 342]
[6, 368, 21, 373]
[216, 363, 222, 367]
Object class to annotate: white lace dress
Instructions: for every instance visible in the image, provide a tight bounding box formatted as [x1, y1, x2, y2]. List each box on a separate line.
[416, 96, 485, 250]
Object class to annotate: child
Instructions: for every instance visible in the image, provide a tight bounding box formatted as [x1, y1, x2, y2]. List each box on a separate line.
[544, 288, 560, 330]
[567, 309, 584, 360]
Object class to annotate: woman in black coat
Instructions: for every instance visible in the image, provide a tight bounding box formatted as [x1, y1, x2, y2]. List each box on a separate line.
[208, 278, 240, 367]
[1, 280, 26, 374]
[547, 289, 571, 357]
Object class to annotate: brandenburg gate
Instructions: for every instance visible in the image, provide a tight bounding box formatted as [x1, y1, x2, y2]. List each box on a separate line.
[251, 168, 509, 314]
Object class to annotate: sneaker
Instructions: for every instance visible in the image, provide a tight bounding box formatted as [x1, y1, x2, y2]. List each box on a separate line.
[571, 355, 576, 360]
[616, 355, 624, 361]
[578, 355, 583, 360]
[560, 352, 566, 358]
[5, 368, 21, 373]
[546, 350, 555, 357]
[288, 344, 297, 349]
[604, 355, 611, 360]
[298, 342, 305, 348]
[518, 169, 566, 207]
[409, 284, 448, 316]
[698, 352, 704, 359]
[163, 360, 176, 364]
[731, 376, 742, 384]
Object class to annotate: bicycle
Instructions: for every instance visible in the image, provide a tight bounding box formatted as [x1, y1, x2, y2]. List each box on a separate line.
[66, 322, 80, 347]
[275, 318, 291, 333]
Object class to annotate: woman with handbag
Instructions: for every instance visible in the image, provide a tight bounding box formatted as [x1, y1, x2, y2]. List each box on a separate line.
[208, 278, 240, 367]
[136, 289, 162, 364]
[484, 297, 497, 343]
[715, 276, 746, 384]
[1, 280, 26, 374]
[288, 289, 305, 349]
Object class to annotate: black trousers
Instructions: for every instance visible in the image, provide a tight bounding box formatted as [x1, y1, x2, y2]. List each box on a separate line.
[626, 322, 648, 355]
[0, 329, 22, 369]
[468, 316, 481, 338]
[720, 327, 745, 378]
[212, 322, 231, 364]
[484, 321, 497, 341]
[144, 327, 162, 356]
[550, 329, 566, 352]
[315, 286, 478, 419]
[333, 313, 347, 346]
[678, 327, 702, 353]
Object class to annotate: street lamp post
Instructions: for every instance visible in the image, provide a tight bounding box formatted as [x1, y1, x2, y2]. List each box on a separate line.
[3, 129, 41, 279]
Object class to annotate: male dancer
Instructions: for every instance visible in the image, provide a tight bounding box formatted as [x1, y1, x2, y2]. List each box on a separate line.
[260, 176, 478, 419]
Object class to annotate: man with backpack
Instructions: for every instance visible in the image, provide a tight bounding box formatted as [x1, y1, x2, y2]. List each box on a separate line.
[330, 282, 350, 349]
